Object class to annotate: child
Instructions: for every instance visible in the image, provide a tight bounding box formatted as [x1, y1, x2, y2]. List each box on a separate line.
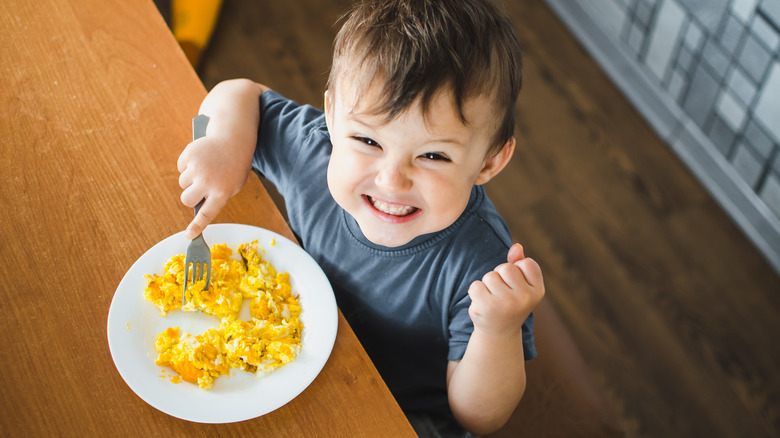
[177, 0, 545, 436]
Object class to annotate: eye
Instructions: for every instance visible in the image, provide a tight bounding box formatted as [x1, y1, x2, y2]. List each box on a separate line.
[354, 136, 380, 147]
[420, 152, 451, 162]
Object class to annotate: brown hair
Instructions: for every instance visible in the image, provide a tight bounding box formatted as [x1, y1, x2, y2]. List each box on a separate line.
[327, 0, 523, 151]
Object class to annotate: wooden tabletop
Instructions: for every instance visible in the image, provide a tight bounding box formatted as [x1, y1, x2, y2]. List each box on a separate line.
[0, 0, 415, 435]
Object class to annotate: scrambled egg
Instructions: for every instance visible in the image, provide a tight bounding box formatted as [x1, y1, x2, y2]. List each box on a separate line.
[144, 240, 303, 389]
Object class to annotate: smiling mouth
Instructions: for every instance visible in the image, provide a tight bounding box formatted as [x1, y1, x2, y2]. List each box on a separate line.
[367, 196, 419, 217]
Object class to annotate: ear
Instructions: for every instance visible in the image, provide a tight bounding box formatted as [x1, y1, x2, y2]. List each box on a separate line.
[324, 90, 334, 132]
[475, 137, 515, 185]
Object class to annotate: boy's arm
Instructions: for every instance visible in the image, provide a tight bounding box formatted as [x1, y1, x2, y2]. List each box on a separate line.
[446, 244, 545, 436]
[177, 79, 268, 238]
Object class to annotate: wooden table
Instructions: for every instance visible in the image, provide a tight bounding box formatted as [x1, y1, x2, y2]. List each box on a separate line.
[0, 0, 415, 435]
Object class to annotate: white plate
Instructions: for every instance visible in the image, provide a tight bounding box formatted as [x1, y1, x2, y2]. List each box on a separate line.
[107, 223, 337, 423]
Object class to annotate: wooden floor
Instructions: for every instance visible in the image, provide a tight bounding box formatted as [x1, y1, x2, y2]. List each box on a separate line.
[159, 0, 780, 436]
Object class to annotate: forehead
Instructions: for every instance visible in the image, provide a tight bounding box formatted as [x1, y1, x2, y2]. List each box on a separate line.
[332, 71, 498, 136]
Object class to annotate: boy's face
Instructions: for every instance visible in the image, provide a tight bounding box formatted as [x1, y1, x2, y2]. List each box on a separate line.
[324, 78, 514, 247]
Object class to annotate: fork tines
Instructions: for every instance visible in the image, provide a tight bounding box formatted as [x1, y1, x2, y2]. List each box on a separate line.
[182, 231, 211, 306]
[183, 260, 211, 306]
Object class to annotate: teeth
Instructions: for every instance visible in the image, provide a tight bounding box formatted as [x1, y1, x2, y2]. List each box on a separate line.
[370, 197, 416, 216]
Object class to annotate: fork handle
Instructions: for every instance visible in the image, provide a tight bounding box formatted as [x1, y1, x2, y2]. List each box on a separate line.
[192, 114, 209, 219]
[194, 198, 205, 218]
[193, 113, 209, 140]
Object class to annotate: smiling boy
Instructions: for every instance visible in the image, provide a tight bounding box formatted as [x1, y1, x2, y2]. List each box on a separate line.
[177, 0, 545, 436]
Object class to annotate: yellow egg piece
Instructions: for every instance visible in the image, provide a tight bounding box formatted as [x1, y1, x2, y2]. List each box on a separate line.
[144, 240, 303, 389]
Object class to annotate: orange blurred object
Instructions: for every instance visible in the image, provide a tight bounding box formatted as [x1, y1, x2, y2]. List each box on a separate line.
[172, 0, 223, 67]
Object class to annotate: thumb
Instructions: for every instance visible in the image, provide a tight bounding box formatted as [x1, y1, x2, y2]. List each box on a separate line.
[184, 198, 219, 239]
[507, 243, 525, 265]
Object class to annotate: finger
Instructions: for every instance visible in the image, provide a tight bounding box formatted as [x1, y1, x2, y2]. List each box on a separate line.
[180, 184, 205, 208]
[185, 197, 223, 239]
[480, 270, 510, 295]
[177, 148, 190, 173]
[467, 281, 492, 320]
[185, 214, 209, 240]
[507, 243, 524, 264]
[178, 168, 193, 190]
[467, 280, 490, 302]
[514, 257, 544, 288]
[185, 219, 203, 240]
[494, 262, 526, 290]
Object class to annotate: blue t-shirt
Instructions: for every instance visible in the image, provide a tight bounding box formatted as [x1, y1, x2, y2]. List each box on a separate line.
[253, 90, 536, 419]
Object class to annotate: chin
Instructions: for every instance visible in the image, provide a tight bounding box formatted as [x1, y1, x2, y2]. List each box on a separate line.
[358, 222, 417, 248]
[364, 231, 414, 248]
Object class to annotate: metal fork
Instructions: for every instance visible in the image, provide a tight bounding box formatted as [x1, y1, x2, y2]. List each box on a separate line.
[182, 114, 212, 306]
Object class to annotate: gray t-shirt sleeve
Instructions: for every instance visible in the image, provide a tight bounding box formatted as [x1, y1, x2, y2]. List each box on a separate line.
[447, 291, 474, 360]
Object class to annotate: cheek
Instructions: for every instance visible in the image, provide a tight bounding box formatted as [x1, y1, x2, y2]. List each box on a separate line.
[327, 146, 367, 194]
[420, 173, 471, 209]
[326, 152, 346, 195]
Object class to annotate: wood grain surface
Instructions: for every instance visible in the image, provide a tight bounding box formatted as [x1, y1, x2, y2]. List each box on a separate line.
[0, 0, 414, 436]
[189, 0, 780, 437]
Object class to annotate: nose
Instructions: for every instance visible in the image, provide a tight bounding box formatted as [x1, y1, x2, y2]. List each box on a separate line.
[375, 159, 412, 193]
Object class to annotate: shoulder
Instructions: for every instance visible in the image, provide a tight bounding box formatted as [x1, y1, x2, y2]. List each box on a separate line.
[259, 90, 328, 137]
[436, 187, 512, 287]
[454, 186, 512, 255]
[252, 89, 330, 204]
[255, 90, 329, 160]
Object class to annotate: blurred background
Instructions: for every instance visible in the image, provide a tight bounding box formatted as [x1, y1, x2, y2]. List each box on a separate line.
[154, 1, 780, 437]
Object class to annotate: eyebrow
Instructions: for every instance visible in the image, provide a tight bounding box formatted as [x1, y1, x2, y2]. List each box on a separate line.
[425, 137, 466, 148]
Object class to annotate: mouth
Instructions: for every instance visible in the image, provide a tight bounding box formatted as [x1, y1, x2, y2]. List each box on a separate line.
[364, 195, 420, 219]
